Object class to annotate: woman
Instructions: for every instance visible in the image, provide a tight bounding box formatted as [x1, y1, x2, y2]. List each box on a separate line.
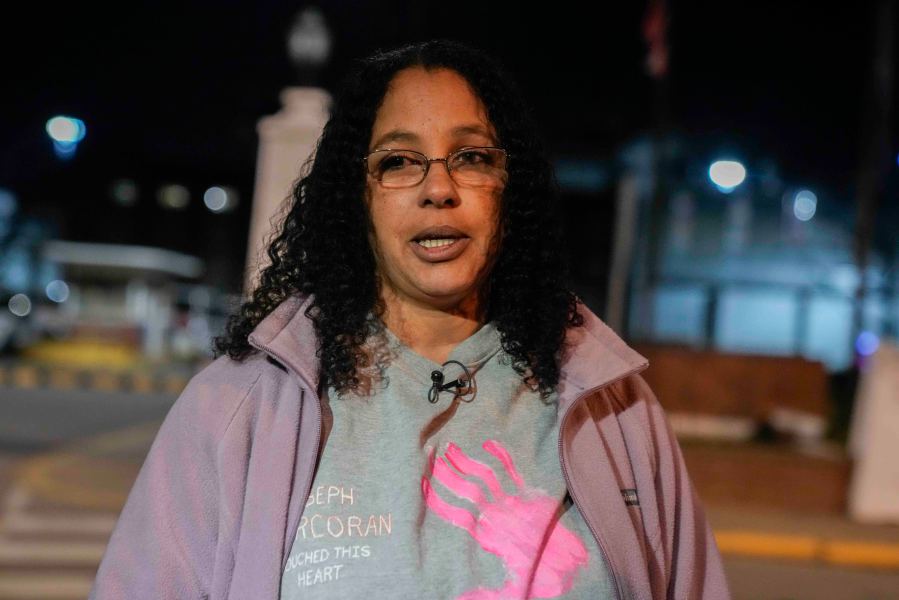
[90, 39, 730, 599]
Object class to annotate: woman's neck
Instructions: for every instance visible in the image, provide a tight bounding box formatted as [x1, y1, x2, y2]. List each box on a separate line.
[378, 292, 485, 365]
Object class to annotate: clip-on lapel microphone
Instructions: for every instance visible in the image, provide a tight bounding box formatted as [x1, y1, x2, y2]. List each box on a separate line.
[428, 359, 473, 403]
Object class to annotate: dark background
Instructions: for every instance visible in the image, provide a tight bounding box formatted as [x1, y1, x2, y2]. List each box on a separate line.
[2, 2, 894, 292]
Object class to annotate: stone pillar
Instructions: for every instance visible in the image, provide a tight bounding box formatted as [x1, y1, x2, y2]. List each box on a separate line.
[244, 87, 331, 298]
[847, 339, 899, 523]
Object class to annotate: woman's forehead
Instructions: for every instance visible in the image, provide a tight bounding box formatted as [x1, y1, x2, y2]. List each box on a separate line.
[370, 67, 497, 147]
[370, 124, 497, 151]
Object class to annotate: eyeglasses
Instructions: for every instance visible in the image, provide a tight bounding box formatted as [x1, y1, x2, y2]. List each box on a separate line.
[361, 146, 511, 189]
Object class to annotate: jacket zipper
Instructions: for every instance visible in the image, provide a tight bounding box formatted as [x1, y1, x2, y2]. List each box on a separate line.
[557, 363, 649, 600]
[251, 340, 323, 576]
[281, 384, 322, 575]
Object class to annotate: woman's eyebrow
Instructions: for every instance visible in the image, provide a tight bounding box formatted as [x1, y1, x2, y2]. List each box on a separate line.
[371, 129, 418, 149]
[371, 124, 495, 149]
[450, 124, 494, 139]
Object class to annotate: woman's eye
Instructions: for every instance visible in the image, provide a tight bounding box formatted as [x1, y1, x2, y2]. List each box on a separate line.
[456, 149, 489, 165]
[380, 153, 420, 171]
[380, 156, 405, 171]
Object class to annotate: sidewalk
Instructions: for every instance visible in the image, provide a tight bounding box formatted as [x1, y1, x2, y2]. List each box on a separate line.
[681, 438, 899, 570]
[708, 505, 899, 570]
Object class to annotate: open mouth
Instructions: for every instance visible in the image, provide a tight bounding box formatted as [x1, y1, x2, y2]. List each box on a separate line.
[409, 225, 471, 261]
[415, 237, 465, 249]
[408, 236, 471, 262]
[411, 224, 469, 243]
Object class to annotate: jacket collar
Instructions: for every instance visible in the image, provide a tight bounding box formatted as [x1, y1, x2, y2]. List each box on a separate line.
[246, 292, 649, 414]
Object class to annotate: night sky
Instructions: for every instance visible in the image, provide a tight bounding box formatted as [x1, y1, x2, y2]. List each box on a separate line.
[3, 2, 895, 291]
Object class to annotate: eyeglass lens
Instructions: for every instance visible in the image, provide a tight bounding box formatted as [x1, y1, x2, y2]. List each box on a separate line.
[366, 148, 508, 188]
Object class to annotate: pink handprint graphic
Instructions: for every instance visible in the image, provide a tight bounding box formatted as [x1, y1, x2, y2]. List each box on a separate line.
[421, 440, 588, 599]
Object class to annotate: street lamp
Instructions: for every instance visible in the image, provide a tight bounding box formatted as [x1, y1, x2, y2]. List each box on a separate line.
[45, 115, 86, 159]
[708, 159, 747, 193]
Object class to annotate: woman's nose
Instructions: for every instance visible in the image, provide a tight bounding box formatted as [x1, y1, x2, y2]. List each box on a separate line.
[418, 159, 458, 207]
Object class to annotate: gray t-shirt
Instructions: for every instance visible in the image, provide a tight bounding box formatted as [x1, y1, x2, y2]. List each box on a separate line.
[280, 316, 615, 599]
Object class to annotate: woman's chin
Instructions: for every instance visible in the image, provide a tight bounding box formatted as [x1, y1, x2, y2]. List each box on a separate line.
[377, 261, 485, 309]
[411, 281, 480, 307]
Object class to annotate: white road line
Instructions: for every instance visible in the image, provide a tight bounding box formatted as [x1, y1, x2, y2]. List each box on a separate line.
[0, 538, 106, 566]
[0, 512, 117, 537]
[0, 574, 94, 600]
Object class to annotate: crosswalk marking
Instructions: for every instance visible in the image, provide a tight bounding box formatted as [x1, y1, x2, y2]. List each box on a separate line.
[0, 575, 95, 600]
[0, 486, 115, 599]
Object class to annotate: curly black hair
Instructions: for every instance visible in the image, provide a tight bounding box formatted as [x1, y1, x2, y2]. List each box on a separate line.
[212, 39, 584, 399]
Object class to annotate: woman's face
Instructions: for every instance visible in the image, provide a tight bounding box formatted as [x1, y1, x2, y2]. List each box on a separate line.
[364, 66, 505, 314]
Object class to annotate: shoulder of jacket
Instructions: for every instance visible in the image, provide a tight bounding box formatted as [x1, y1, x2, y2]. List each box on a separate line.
[173, 351, 272, 444]
[593, 372, 666, 474]
[592, 371, 659, 415]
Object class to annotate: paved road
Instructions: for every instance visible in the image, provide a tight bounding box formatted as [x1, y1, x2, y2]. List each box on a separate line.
[724, 555, 899, 600]
[0, 385, 176, 451]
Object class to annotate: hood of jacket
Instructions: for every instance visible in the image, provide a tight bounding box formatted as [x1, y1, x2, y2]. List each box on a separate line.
[246, 292, 650, 414]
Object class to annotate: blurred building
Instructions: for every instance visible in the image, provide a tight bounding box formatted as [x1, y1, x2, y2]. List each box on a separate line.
[616, 135, 896, 374]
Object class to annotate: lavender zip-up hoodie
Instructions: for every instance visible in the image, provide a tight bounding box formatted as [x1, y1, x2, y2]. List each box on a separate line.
[89, 292, 731, 599]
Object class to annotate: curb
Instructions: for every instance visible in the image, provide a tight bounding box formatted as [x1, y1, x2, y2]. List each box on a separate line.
[714, 530, 899, 569]
[0, 362, 198, 395]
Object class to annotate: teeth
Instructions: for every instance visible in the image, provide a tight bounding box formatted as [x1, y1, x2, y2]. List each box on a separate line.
[417, 238, 458, 249]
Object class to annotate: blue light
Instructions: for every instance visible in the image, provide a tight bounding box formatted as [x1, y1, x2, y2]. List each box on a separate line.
[53, 140, 78, 159]
[709, 160, 747, 192]
[46, 116, 86, 159]
[46, 280, 70, 303]
[46, 116, 86, 142]
[793, 189, 817, 221]
[855, 331, 879, 356]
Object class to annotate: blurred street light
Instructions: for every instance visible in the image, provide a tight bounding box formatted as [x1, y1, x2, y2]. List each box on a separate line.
[46, 279, 70, 302]
[855, 331, 879, 357]
[793, 189, 817, 221]
[203, 185, 238, 213]
[8, 293, 31, 317]
[157, 184, 190, 210]
[708, 159, 747, 193]
[110, 179, 139, 206]
[45, 115, 86, 159]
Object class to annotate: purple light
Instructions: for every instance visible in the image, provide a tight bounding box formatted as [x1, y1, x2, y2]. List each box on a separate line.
[855, 331, 879, 356]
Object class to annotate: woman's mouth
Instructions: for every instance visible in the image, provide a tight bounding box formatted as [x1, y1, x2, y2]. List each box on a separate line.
[409, 237, 470, 262]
